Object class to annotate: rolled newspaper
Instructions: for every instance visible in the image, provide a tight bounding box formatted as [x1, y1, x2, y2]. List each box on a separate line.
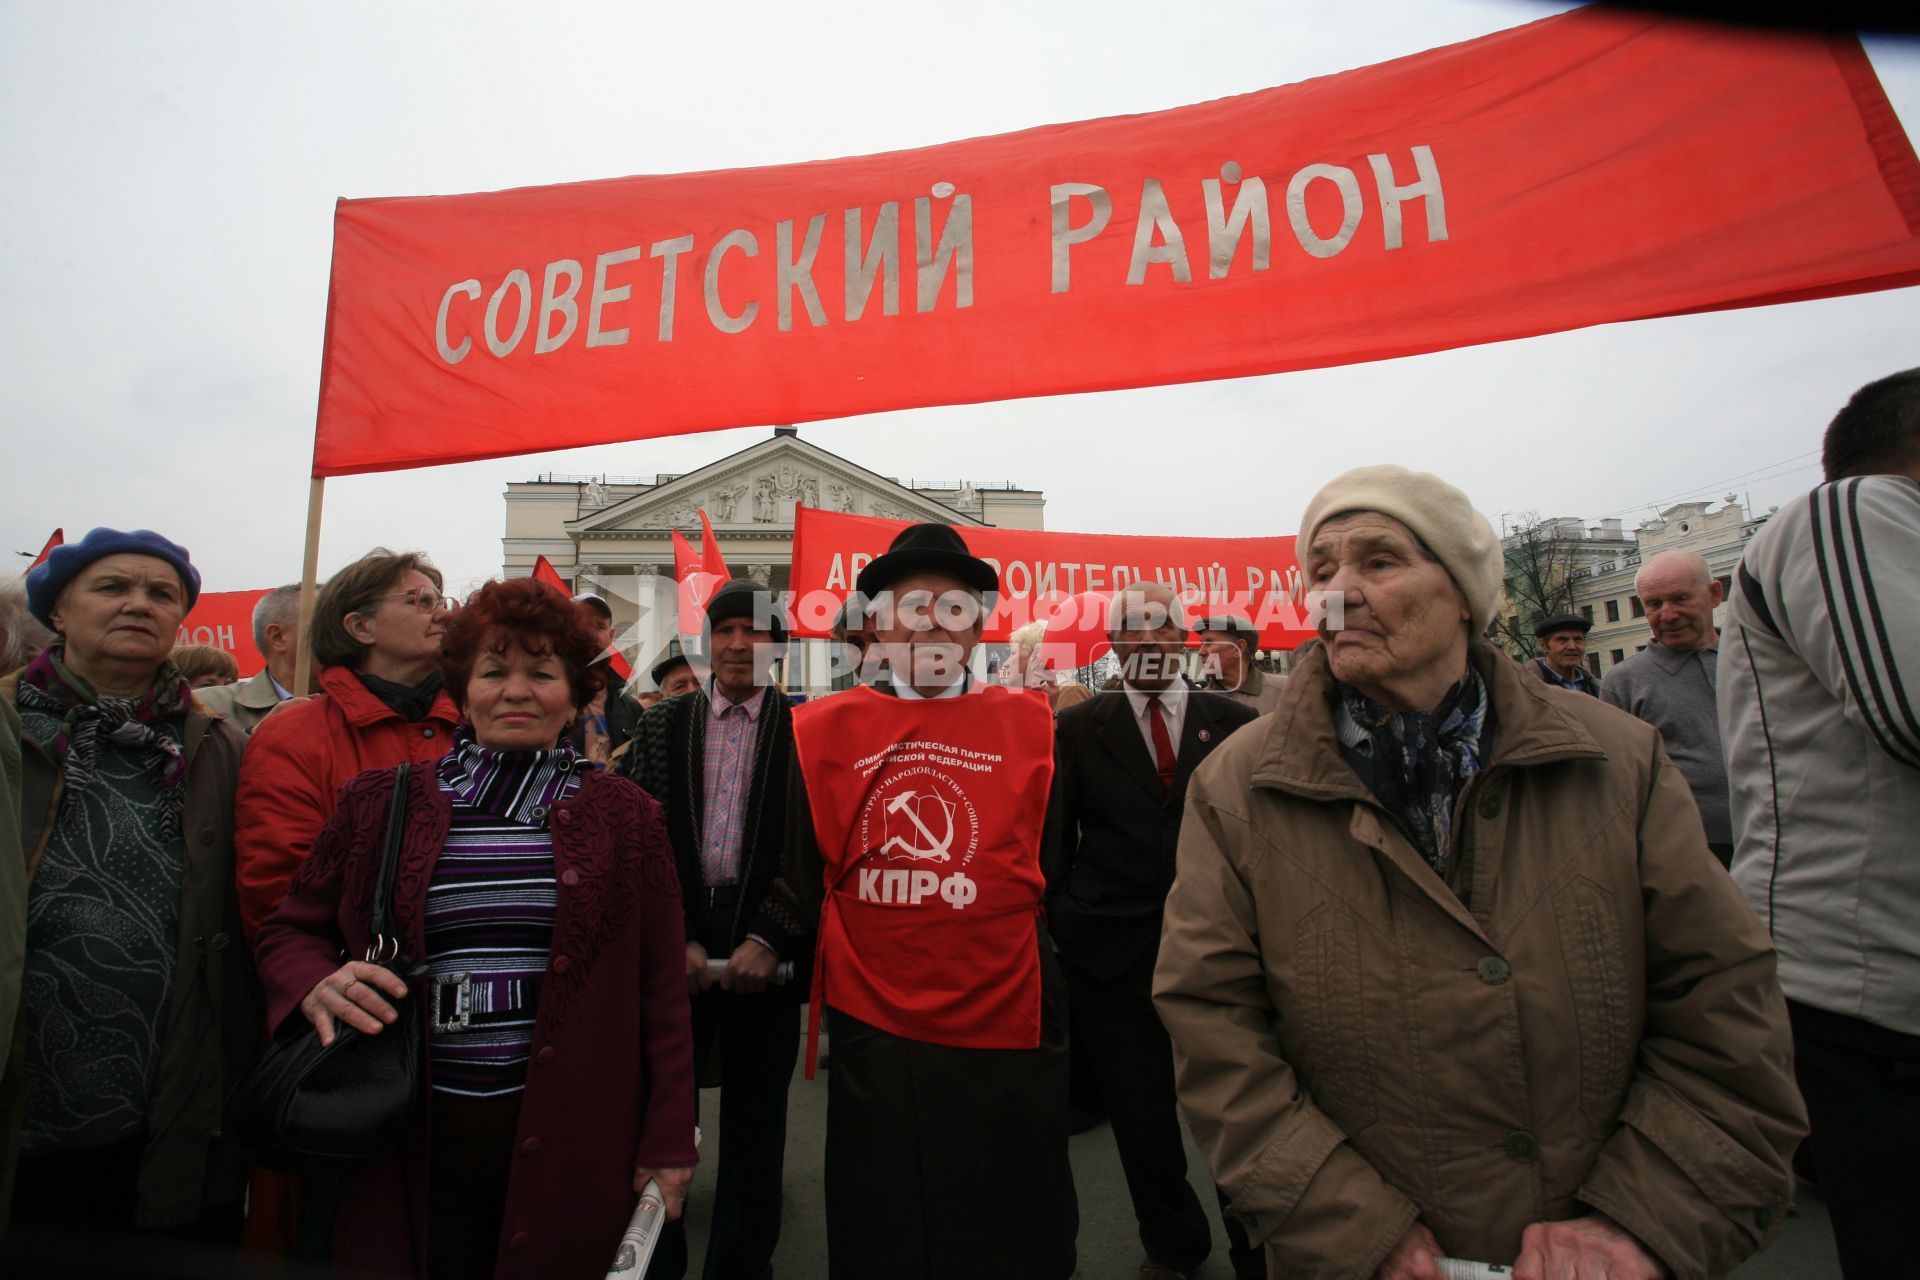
[704, 958, 796, 986]
[1436, 1261, 1512, 1280]
[604, 1180, 666, 1277]
[606, 1127, 700, 1278]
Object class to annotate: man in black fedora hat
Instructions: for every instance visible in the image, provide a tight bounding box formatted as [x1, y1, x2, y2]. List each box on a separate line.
[783, 522, 1078, 1279]
[647, 636, 702, 700]
[1528, 611, 1601, 696]
[621, 578, 811, 1280]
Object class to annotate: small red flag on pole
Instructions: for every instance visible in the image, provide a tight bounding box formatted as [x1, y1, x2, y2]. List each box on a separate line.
[699, 510, 731, 585]
[531, 554, 570, 595]
[536, 554, 633, 679]
[25, 528, 62, 574]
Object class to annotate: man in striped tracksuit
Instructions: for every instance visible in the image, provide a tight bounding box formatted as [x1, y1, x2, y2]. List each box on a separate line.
[1720, 367, 1920, 1280]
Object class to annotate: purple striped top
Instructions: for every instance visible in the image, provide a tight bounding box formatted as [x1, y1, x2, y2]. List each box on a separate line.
[425, 731, 583, 1098]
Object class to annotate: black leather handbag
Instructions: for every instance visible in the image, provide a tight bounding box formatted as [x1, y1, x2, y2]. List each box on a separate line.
[229, 763, 424, 1173]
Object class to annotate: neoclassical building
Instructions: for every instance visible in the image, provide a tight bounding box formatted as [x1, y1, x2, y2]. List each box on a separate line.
[502, 427, 1045, 688]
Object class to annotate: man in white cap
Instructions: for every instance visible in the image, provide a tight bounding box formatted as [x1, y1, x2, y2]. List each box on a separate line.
[1155, 466, 1802, 1280]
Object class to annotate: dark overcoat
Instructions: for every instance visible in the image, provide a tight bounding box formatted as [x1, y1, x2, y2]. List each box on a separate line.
[253, 764, 697, 1280]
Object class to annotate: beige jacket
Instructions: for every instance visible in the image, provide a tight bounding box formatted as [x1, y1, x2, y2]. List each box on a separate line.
[1153, 643, 1803, 1280]
[187, 667, 284, 735]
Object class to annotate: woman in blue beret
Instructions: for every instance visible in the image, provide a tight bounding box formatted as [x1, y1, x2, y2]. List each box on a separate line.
[1, 528, 258, 1257]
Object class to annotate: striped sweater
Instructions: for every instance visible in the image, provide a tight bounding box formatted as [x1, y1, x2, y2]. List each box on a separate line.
[424, 732, 583, 1096]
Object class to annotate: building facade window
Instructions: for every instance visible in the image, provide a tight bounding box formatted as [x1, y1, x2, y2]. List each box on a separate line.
[1610, 649, 1626, 667]
[1630, 595, 1645, 618]
[1587, 654, 1602, 677]
[1605, 599, 1621, 623]
[1580, 604, 1594, 622]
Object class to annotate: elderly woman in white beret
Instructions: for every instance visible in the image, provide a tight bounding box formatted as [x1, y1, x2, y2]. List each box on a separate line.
[1153, 467, 1805, 1280]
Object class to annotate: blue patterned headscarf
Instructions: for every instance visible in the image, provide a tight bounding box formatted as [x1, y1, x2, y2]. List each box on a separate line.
[1335, 670, 1489, 879]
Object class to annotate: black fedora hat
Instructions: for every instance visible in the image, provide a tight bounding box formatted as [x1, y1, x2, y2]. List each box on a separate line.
[648, 638, 692, 687]
[1532, 611, 1592, 638]
[855, 523, 998, 599]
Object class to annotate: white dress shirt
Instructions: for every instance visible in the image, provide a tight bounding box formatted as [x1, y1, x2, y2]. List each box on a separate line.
[1122, 682, 1188, 764]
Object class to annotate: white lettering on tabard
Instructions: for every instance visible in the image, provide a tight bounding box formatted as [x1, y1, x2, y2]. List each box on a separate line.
[1127, 177, 1192, 285]
[777, 214, 828, 332]
[435, 279, 480, 364]
[587, 246, 642, 348]
[535, 259, 583, 355]
[1049, 182, 1111, 293]
[705, 230, 760, 334]
[485, 269, 534, 358]
[1286, 163, 1364, 259]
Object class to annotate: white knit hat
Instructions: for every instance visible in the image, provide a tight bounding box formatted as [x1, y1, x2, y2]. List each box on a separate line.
[1300, 465, 1504, 634]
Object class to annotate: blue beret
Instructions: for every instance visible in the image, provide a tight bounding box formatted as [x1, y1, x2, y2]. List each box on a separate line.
[26, 527, 202, 627]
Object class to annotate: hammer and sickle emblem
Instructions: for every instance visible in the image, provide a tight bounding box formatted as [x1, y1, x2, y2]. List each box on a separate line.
[882, 789, 956, 862]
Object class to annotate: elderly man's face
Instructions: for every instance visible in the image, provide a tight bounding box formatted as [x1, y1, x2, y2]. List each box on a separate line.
[1541, 628, 1587, 677]
[871, 571, 983, 689]
[1110, 588, 1186, 693]
[1636, 563, 1722, 652]
[659, 664, 701, 698]
[1307, 513, 1469, 703]
[1198, 629, 1247, 689]
[709, 618, 775, 702]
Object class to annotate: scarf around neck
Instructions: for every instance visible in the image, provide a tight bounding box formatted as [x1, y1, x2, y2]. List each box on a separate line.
[1335, 669, 1489, 879]
[356, 669, 446, 723]
[17, 643, 193, 837]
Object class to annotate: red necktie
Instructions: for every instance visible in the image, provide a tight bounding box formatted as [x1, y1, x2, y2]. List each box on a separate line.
[1148, 698, 1176, 789]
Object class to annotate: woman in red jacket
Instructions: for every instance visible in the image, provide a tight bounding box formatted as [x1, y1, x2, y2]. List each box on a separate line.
[234, 549, 462, 940]
[252, 576, 697, 1280]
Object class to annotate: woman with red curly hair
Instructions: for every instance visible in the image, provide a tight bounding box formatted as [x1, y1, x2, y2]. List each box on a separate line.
[253, 577, 697, 1280]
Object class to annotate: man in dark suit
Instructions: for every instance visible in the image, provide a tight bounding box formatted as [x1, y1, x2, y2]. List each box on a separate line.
[620, 579, 811, 1280]
[1049, 582, 1258, 1280]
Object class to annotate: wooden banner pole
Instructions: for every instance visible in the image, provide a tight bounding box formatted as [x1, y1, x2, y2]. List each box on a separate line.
[292, 476, 325, 697]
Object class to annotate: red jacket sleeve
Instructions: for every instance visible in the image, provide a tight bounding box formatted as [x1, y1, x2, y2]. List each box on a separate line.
[252, 778, 368, 1037]
[235, 701, 337, 941]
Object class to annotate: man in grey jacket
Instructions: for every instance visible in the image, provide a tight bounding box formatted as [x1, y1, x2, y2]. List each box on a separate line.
[1600, 552, 1731, 863]
[1721, 368, 1920, 1280]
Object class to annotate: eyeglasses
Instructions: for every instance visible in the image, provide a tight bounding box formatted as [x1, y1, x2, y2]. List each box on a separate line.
[375, 589, 457, 614]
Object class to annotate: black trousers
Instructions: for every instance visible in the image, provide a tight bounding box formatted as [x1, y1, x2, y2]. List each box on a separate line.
[427, 1092, 523, 1280]
[1062, 946, 1212, 1272]
[655, 887, 801, 1280]
[1790, 1000, 1920, 1280]
[6, 1133, 243, 1269]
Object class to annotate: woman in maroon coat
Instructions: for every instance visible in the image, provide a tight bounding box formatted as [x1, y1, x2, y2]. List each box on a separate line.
[254, 578, 697, 1280]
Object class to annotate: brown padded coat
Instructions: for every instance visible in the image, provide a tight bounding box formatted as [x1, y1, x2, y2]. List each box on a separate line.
[1153, 643, 1804, 1280]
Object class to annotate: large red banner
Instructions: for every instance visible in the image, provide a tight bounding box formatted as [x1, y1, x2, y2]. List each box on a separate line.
[311, 9, 1920, 477]
[178, 589, 271, 674]
[787, 507, 1311, 647]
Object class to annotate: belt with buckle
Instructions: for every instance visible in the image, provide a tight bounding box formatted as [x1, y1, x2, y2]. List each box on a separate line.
[428, 972, 543, 1034]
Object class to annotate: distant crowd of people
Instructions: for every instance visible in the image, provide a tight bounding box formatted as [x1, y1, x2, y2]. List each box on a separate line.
[0, 367, 1915, 1280]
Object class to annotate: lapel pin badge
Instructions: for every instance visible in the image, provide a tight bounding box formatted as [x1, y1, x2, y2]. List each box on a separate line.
[1199, 729, 1212, 743]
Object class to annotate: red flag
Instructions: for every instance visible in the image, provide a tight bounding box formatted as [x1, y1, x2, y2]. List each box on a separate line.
[699, 510, 731, 585]
[671, 527, 725, 636]
[311, 9, 1920, 477]
[531, 554, 570, 595]
[25, 528, 62, 574]
[536, 554, 634, 679]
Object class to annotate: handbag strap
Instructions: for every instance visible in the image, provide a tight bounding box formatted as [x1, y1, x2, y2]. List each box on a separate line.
[364, 762, 412, 963]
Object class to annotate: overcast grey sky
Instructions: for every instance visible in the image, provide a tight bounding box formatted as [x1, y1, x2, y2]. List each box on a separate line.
[3, 1, 1916, 596]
